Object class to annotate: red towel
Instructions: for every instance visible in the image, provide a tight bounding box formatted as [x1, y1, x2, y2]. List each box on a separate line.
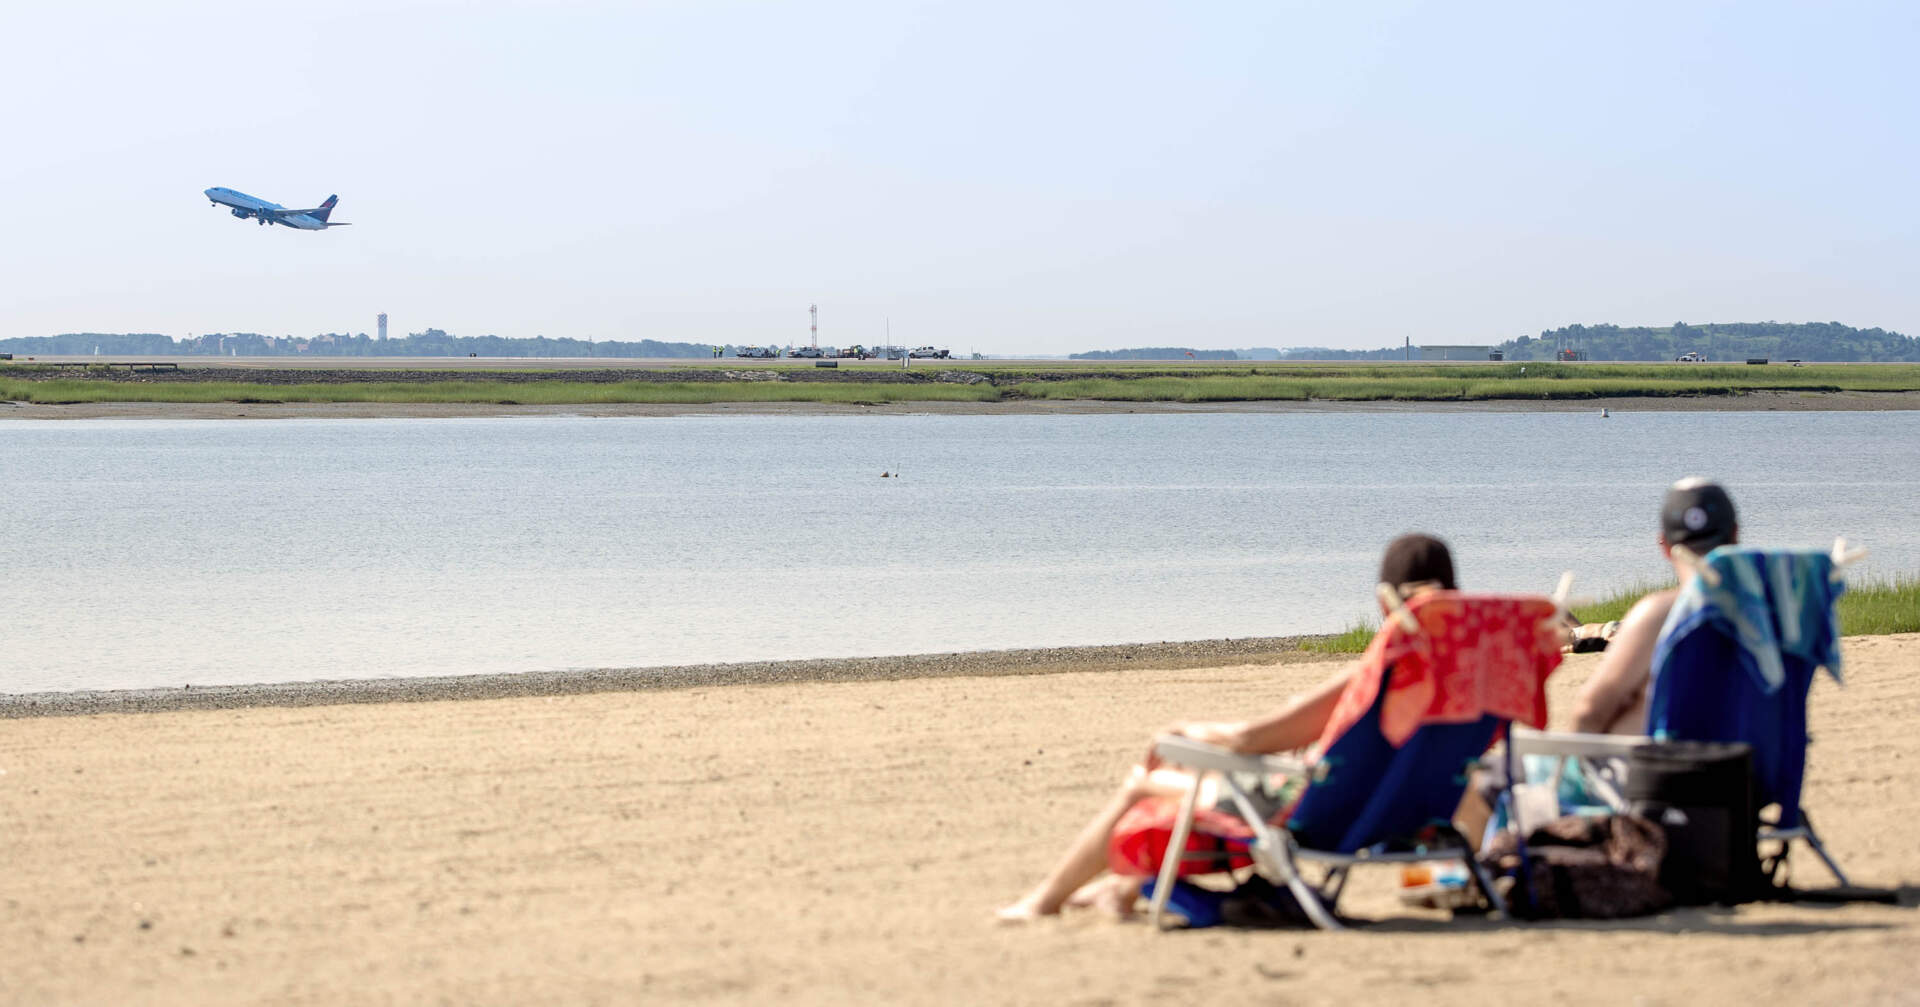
[1319, 592, 1563, 751]
[1109, 594, 1563, 878]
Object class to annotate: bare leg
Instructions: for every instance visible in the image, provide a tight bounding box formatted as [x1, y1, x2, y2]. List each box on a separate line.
[996, 766, 1195, 921]
[1453, 784, 1492, 854]
[1063, 874, 1148, 918]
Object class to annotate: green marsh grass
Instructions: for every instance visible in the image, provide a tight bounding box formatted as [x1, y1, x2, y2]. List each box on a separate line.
[5, 361, 1918, 406]
[1299, 572, 1917, 654]
[1839, 574, 1920, 635]
[1303, 621, 1377, 654]
[1568, 580, 1673, 625]
[0, 379, 1002, 406]
[1004, 365, 1920, 404]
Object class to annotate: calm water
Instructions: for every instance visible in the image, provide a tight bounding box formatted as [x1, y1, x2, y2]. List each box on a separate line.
[3, 412, 1917, 693]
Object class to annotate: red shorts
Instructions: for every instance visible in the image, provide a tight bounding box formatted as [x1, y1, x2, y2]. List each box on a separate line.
[1108, 797, 1259, 878]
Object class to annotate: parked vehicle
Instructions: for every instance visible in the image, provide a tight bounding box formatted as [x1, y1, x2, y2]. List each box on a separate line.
[734, 346, 776, 358]
[908, 346, 950, 359]
[790, 346, 824, 358]
[1676, 351, 1707, 362]
[835, 345, 869, 359]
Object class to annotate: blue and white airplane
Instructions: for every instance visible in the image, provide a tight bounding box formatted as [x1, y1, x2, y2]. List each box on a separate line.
[204, 187, 350, 229]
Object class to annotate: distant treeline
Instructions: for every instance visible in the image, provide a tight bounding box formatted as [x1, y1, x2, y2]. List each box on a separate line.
[1497, 321, 1919, 362]
[1264, 346, 1408, 361]
[0, 330, 716, 358]
[10, 321, 1915, 363]
[1240, 321, 1918, 363]
[1069, 347, 1240, 360]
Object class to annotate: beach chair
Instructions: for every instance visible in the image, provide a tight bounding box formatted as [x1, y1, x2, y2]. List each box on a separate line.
[1138, 590, 1567, 930]
[1511, 541, 1863, 887]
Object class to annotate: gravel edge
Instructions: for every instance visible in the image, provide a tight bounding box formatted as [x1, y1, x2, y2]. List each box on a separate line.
[0, 637, 1338, 718]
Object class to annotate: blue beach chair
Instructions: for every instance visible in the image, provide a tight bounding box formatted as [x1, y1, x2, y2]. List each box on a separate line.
[1142, 593, 1566, 930]
[1514, 542, 1862, 886]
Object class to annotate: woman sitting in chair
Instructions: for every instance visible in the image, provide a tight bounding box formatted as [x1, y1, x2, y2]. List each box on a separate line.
[996, 533, 1460, 922]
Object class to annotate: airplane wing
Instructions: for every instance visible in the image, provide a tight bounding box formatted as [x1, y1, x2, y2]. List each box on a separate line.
[265, 206, 327, 218]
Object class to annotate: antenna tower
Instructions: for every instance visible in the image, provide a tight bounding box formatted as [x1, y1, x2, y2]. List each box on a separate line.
[810, 304, 818, 349]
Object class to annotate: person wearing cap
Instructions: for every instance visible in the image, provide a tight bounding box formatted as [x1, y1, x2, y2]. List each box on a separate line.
[1569, 478, 1739, 734]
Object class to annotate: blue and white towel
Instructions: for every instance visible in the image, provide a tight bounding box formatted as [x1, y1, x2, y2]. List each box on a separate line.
[1653, 546, 1846, 694]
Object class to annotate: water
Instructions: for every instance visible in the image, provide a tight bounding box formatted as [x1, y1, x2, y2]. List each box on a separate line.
[3, 411, 1917, 693]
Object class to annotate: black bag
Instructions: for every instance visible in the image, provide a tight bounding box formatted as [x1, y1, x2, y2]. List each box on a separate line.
[1480, 814, 1672, 920]
[1626, 740, 1764, 905]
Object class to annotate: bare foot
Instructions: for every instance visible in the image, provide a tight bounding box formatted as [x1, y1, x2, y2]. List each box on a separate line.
[1063, 879, 1105, 910]
[993, 895, 1056, 924]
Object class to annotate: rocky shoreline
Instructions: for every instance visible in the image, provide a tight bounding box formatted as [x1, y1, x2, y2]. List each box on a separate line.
[0, 635, 1330, 718]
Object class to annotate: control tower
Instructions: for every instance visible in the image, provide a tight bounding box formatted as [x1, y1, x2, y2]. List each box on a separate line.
[377, 312, 388, 341]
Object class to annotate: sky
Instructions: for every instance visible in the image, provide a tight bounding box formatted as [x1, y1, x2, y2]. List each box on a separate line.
[1, 0, 1914, 354]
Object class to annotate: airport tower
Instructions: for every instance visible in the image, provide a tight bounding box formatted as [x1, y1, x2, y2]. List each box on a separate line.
[377, 312, 388, 341]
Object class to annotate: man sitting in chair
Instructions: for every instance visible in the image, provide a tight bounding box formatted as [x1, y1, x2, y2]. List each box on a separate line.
[1570, 478, 1737, 735]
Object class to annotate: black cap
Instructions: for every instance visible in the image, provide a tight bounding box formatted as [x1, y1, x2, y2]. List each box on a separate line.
[1661, 478, 1738, 551]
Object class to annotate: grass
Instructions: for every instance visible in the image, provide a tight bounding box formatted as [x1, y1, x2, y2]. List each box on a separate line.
[4, 361, 1919, 406]
[1303, 622, 1377, 654]
[1567, 580, 1673, 625]
[0, 379, 1003, 406]
[1003, 367, 1920, 403]
[1302, 572, 1920, 654]
[1840, 573, 1920, 635]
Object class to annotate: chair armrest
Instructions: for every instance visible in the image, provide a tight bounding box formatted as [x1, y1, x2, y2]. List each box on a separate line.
[1508, 727, 1652, 760]
[1151, 735, 1306, 776]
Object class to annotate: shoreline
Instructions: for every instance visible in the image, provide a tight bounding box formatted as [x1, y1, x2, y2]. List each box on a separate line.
[7, 387, 1920, 419]
[0, 635, 1331, 717]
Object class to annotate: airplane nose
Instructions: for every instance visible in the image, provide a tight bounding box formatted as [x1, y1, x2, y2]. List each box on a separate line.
[203, 187, 217, 198]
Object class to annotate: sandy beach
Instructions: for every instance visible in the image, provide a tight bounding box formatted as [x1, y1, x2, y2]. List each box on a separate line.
[2, 635, 1914, 1005]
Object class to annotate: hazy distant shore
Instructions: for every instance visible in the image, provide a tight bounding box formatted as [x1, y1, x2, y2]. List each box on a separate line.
[5, 388, 1920, 418]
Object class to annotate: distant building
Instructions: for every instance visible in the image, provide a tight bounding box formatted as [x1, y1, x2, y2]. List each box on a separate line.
[377, 313, 388, 341]
[1419, 344, 1493, 361]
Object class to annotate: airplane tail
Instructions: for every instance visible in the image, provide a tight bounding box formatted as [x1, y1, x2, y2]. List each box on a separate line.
[314, 195, 339, 223]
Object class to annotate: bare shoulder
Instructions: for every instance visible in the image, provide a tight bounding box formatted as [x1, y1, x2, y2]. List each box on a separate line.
[1618, 588, 1680, 635]
[1572, 587, 1676, 732]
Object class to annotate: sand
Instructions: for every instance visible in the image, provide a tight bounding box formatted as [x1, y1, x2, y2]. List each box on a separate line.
[2, 635, 1915, 1005]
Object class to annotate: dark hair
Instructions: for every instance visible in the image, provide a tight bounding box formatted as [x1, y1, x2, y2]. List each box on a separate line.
[1660, 477, 1738, 552]
[1378, 533, 1456, 592]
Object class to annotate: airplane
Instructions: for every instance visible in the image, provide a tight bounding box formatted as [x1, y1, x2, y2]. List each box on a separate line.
[203, 187, 351, 229]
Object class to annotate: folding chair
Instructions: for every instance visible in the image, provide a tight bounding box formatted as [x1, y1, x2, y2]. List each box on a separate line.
[1142, 591, 1566, 930]
[1510, 540, 1863, 886]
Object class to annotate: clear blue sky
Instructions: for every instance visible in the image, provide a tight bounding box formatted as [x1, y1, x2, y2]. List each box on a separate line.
[2, 1, 1913, 353]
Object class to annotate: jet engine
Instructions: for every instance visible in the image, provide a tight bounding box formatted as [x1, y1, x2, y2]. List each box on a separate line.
[231, 208, 250, 219]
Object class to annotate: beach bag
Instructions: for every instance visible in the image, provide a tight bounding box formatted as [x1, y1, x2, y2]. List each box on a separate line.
[1140, 875, 1313, 929]
[1479, 814, 1671, 920]
[1625, 741, 1764, 905]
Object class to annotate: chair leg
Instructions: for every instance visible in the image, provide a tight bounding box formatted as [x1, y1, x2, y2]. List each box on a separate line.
[1799, 814, 1852, 888]
[1148, 773, 1204, 931]
[1278, 853, 1344, 932]
[1320, 865, 1351, 907]
[1463, 851, 1508, 918]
